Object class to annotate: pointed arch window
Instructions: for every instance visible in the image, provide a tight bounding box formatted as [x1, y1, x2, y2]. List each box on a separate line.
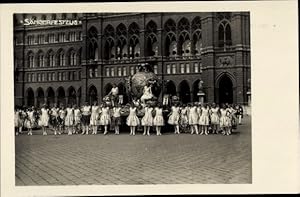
[218, 20, 232, 48]
[164, 19, 177, 57]
[37, 52, 45, 67]
[146, 20, 158, 57]
[28, 52, 34, 68]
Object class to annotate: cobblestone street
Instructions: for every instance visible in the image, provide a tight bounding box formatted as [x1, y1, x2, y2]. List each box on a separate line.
[15, 116, 251, 185]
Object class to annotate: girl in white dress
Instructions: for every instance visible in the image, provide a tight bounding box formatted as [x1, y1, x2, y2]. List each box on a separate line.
[112, 104, 122, 135]
[65, 104, 75, 135]
[228, 104, 237, 134]
[90, 101, 100, 135]
[168, 103, 180, 134]
[50, 103, 60, 135]
[179, 104, 189, 133]
[58, 105, 66, 134]
[17, 107, 27, 135]
[153, 103, 164, 135]
[188, 103, 199, 135]
[24, 107, 35, 135]
[141, 104, 154, 136]
[199, 104, 210, 135]
[209, 103, 220, 134]
[15, 107, 24, 136]
[73, 105, 81, 134]
[15, 108, 20, 135]
[100, 103, 111, 135]
[140, 82, 154, 104]
[126, 104, 140, 135]
[40, 104, 50, 135]
[81, 102, 91, 135]
[219, 104, 230, 135]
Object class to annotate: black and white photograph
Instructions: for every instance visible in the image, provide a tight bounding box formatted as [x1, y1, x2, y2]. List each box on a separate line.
[13, 11, 252, 186]
[1, 1, 299, 196]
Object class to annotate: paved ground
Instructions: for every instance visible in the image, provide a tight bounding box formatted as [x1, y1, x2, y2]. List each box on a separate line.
[15, 116, 251, 185]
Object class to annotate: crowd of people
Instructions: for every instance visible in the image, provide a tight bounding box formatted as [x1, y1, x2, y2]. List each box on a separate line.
[14, 101, 244, 136]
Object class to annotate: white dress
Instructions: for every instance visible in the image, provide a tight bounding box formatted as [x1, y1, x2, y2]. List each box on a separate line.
[141, 107, 154, 126]
[199, 107, 209, 126]
[141, 86, 153, 101]
[99, 107, 111, 126]
[15, 110, 21, 127]
[220, 108, 230, 128]
[188, 106, 199, 125]
[153, 108, 164, 126]
[168, 106, 180, 125]
[65, 108, 74, 126]
[210, 107, 220, 125]
[180, 108, 189, 125]
[228, 108, 236, 127]
[40, 108, 49, 127]
[90, 106, 100, 126]
[25, 111, 35, 129]
[74, 109, 81, 125]
[126, 107, 140, 126]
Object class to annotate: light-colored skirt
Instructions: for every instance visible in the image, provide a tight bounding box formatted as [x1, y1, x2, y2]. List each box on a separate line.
[188, 114, 199, 125]
[210, 114, 220, 125]
[65, 115, 74, 126]
[220, 116, 230, 128]
[199, 115, 209, 126]
[168, 113, 179, 125]
[74, 116, 81, 125]
[40, 115, 49, 127]
[153, 115, 164, 126]
[90, 114, 99, 126]
[99, 114, 111, 126]
[24, 119, 35, 129]
[126, 115, 140, 126]
[15, 118, 23, 127]
[141, 115, 153, 126]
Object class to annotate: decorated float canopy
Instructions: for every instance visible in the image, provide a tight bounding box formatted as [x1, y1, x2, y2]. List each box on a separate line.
[125, 62, 161, 101]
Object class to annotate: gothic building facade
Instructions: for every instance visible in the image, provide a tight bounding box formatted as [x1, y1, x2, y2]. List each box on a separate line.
[14, 12, 251, 107]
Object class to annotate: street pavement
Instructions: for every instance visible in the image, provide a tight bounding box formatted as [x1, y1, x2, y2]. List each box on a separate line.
[15, 116, 252, 185]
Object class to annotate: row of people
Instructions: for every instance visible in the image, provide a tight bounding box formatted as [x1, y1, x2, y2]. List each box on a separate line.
[14, 102, 244, 136]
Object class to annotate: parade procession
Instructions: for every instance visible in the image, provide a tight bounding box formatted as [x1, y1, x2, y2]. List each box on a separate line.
[15, 63, 245, 137]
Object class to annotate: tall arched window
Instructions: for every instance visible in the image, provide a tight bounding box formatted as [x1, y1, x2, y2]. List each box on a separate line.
[192, 16, 202, 56]
[37, 35, 44, 44]
[104, 24, 115, 60]
[37, 51, 44, 67]
[58, 32, 66, 42]
[146, 20, 158, 57]
[47, 50, 55, 67]
[164, 19, 177, 57]
[218, 20, 232, 48]
[48, 33, 55, 43]
[69, 50, 76, 66]
[27, 51, 34, 68]
[128, 22, 140, 59]
[87, 26, 99, 60]
[178, 17, 191, 57]
[116, 23, 127, 59]
[57, 49, 65, 66]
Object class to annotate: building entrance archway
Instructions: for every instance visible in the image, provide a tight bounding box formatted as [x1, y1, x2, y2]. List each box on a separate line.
[218, 75, 233, 104]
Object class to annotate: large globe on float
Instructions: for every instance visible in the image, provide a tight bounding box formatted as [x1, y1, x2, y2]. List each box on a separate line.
[130, 71, 161, 99]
